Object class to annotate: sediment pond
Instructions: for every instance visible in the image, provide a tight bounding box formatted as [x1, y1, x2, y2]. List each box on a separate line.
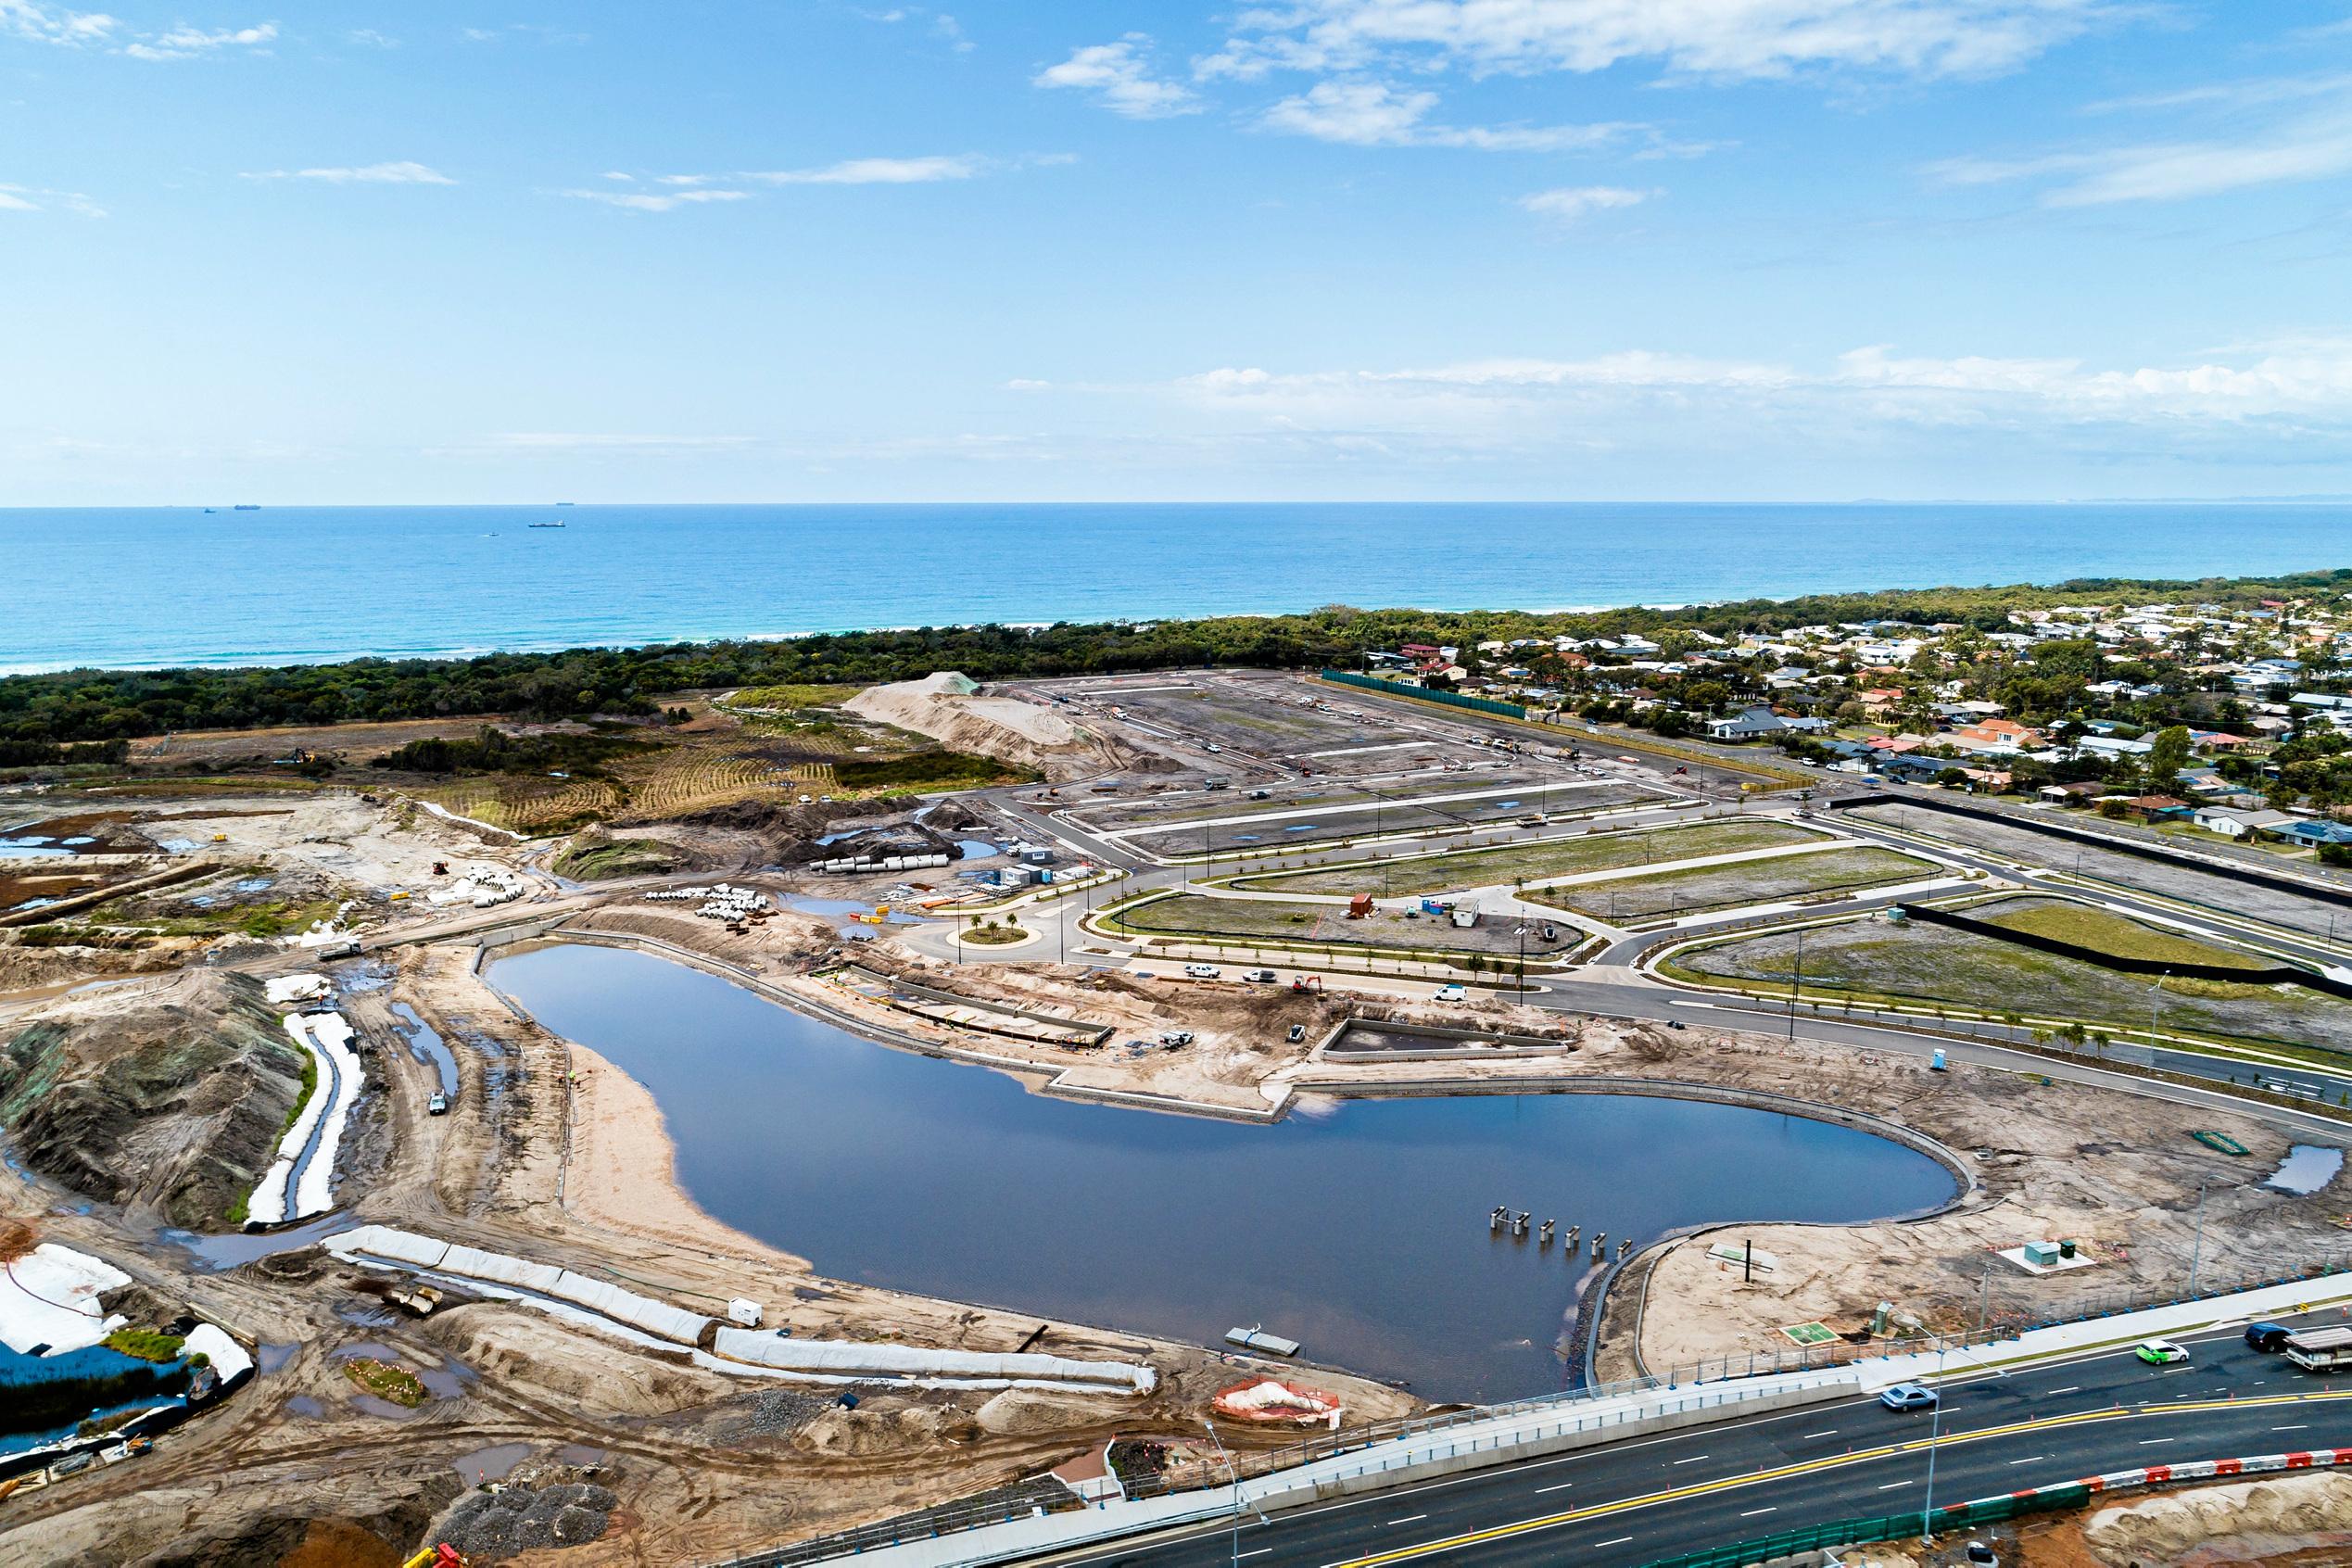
[491, 943, 1956, 1401]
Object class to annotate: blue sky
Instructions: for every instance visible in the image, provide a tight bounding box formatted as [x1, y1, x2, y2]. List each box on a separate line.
[5, 0, 2351, 503]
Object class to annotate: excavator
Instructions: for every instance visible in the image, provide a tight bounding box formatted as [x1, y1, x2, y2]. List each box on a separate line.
[402, 1548, 470, 1568]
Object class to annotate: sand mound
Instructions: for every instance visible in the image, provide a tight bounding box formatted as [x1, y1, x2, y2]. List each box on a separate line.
[974, 1387, 1108, 1436]
[2084, 1473, 2352, 1565]
[847, 674, 1131, 783]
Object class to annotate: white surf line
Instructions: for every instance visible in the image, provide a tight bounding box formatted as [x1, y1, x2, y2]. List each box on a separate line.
[1098, 779, 1620, 840]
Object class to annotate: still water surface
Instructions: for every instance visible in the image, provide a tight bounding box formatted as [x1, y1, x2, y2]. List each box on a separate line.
[491, 943, 1955, 1400]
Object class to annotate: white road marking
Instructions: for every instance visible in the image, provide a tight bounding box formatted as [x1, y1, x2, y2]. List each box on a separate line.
[1878, 1481, 1913, 1490]
[1535, 1482, 1576, 1495]
[1800, 1429, 1839, 1439]
[1389, 1515, 1426, 1526]
[1670, 1454, 1709, 1465]
[2140, 1438, 2174, 1445]
[1740, 1507, 1777, 1518]
[2275, 1424, 2310, 1432]
[2007, 1455, 2045, 1465]
[2046, 1386, 2080, 1395]
[1238, 1551, 1272, 1561]
[1596, 1537, 1633, 1549]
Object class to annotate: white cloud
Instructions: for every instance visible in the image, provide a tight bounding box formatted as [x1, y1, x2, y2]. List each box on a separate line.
[0, 1, 114, 44]
[1935, 112, 2352, 205]
[1518, 184, 1656, 221]
[123, 20, 275, 58]
[347, 28, 396, 47]
[1164, 341, 2352, 441]
[1260, 80, 1630, 150]
[1034, 35, 1201, 118]
[0, 181, 106, 215]
[243, 160, 455, 184]
[1202, 0, 2116, 83]
[484, 433, 760, 450]
[744, 155, 985, 184]
[562, 187, 752, 212]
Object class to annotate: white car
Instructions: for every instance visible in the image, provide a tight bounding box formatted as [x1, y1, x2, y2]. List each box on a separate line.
[1243, 968, 1277, 983]
[1184, 964, 1221, 980]
[1433, 983, 1468, 1002]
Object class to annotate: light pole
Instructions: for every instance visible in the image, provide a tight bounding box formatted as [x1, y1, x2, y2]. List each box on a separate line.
[2189, 1178, 2209, 1296]
[2150, 968, 2169, 1047]
[1787, 926, 1806, 1043]
[1920, 1343, 1948, 1543]
[1202, 1419, 1254, 1566]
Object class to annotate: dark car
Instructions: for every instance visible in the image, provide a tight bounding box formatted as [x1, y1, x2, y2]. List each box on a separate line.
[2247, 1321, 2292, 1352]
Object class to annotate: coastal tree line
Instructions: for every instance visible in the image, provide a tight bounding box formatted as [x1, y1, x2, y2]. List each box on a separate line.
[2, 569, 2346, 745]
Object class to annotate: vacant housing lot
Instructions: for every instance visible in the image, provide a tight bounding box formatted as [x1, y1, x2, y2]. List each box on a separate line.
[1534, 845, 1941, 923]
[1846, 802, 2352, 941]
[1121, 780, 1666, 859]
[1227, 818, 1830, 898]
[1102, 892, 1575, 959]
[1672, 903, 2352, 1053]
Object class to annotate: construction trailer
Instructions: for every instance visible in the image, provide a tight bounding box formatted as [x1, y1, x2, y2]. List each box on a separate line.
[2285, 1325, 2352, 1372]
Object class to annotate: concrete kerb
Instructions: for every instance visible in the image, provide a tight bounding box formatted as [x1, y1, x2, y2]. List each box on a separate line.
[800, 1373, 1863, 1568]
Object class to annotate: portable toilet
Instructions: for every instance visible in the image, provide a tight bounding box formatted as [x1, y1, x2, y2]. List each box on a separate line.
[1929, 1048, 1948, 1071]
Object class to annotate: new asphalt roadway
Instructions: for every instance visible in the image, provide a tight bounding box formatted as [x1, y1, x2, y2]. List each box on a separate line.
[1031, 1314, 2352, 1568]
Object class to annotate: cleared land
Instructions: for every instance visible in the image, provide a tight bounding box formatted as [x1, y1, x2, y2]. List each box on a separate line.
[1846, 802, 2352, 942]
[1673, 900, 2352, 1053]
[1977, 897, 2277, 972]
[1533, 845, 1941, 922]
[1226, 818, 1828, 897]
[1122, 780, 1664, 859]
[1099, 685, 1398, 754]
[1103, 892, 1578, 959]
[1074, 768, 1562, 832]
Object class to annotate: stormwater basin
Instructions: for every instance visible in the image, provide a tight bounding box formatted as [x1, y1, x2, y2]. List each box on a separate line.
[490, 942, 1957, 1402]
[0, 1342, 191, 1456]
[2265, 1144, 2345, 1195]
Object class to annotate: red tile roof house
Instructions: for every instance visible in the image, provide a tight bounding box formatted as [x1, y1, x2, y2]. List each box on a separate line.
[1951, 718, 2045, 751]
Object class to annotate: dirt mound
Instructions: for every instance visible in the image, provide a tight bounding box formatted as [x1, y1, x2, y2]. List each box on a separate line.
[847, 675, 1133, 783]
[0, 969, 304, 1228]
[2084, 1473, 2352, 1565]
[973, 1387, 1108, 1436]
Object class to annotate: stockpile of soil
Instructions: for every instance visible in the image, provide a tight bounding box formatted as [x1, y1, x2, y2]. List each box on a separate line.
[0, 970, 304, 1228]
[846, 674, 1138, 782]
[432, 1476, 620, 1560]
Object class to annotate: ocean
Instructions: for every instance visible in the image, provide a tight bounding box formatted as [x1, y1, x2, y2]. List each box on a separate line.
[9, 501, 2349, 673]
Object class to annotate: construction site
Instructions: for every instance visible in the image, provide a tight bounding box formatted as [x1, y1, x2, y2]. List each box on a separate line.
[2, 667, 2349, 1567]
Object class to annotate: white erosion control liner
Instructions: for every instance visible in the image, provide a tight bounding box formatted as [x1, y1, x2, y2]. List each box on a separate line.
[292, 1013, 363, 1218]
[324, 1226, 1157, 1394]
[183, 1321, 254, 1380]
[0, 1244, 132, 1355]
[247, 1012, 364, 1225]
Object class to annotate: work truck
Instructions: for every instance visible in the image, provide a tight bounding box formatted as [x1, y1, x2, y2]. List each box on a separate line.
[2283, 1324, 2352, 1372]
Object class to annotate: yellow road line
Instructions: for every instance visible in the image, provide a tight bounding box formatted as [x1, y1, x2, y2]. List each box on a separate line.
[1324, 1390, 2352, 1567]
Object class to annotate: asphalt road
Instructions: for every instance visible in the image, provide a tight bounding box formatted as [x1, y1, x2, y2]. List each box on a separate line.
[1036, 1317, 2352, 1568]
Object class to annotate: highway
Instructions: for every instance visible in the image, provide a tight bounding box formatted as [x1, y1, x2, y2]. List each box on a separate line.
[1033, 1318, 2352, 1568]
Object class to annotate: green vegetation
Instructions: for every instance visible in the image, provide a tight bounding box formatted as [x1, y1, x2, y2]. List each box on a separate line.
[103, 1329, 187, 1363]
[551, 833, 682, 880]
[87, 895, 346, 941]
[1979, 898, 2273, 972]
[960, 918, 1030, 945]
[11, 570, 2351, 745]
[832, 750, 1033, 792]
[1226, 820, 1823, 898]
[1532, 846, 1937, 922]
[1669, 916, 2352, 1056]
[342, 1357, 428, 1407]
[727, 683, 860, 710]
[373, 724, 652, 777]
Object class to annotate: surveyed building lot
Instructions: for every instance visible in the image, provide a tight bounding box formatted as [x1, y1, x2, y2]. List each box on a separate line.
[1085, 680, 1398, 754]
[1670, 894, 2352, 1054]
[1847, 802, 2352, 941]
[1101, 891, 1574, 960]
[1531, 844, 1945, 924]
[1070, 768, 1574, 834]
[1119, 779, 1668, 859]
[1225, 818, 1832, 898]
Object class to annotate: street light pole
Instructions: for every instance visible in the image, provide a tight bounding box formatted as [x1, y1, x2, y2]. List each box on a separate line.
[1788, 926, 1805, 1043]
[2150, 968, 2169, 1046]
[2189, 1179, 2209, 1296]
[1920, 1343, 1948, 1543]
[1203, 1419, 1247, 1567]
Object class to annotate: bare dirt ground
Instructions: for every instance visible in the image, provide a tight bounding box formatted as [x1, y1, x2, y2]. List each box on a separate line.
[6, 767, 2350, 1566]
[847, 675, 1137, 783]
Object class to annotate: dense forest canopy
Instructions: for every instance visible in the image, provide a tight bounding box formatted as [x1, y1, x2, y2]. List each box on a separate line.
[4, 568, 2346, 744]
